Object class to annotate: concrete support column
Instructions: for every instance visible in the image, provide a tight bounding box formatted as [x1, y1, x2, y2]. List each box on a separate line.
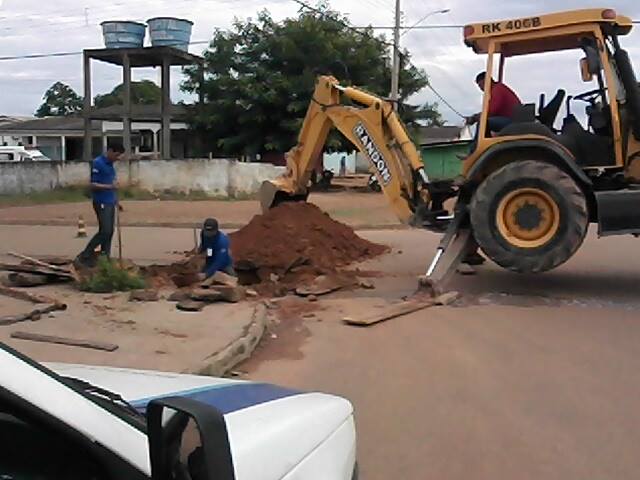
[161, 57, 171, 160]
[82, 51, 92, 163]
[123, 52, 132, 159]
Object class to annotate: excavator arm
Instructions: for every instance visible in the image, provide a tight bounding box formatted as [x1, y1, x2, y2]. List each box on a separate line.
[260, 76, 433, 224]
[259, 76, 473, 294]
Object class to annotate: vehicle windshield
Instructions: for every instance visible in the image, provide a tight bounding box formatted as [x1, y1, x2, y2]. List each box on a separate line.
[1, 343, 146, 432]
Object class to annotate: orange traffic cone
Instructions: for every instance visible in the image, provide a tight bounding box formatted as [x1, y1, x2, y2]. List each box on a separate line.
[77, 215, 87, 238]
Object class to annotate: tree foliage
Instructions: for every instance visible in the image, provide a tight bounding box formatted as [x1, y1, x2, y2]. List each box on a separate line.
[183, 4, 443, 155]
[35, 82, 83, 117]
[94, 80, 162, 108]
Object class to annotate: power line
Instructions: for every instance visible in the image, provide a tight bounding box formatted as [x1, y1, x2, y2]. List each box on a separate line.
[425, 82, 465, 118]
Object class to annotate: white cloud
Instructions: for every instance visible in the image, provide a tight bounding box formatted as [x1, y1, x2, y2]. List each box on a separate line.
[0, 0, 638, 125]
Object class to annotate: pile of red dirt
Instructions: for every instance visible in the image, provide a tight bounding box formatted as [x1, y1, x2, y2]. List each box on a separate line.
[142, 202, 388, 293]
[229, 202, 388, 291]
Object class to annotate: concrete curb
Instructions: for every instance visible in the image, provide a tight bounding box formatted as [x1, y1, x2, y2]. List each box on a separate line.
[187, 303, 268, 377]
[0, 219, 408, 231]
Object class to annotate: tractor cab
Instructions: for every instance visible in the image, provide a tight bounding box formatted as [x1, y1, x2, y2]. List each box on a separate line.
[462, 8, 640, 178]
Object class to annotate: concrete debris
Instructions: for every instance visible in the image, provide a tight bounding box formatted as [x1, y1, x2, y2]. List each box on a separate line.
[435, 291, 461, 306]
[191, 285, 246, 304]
[129, 289, 160, 302]
[6, 272, 50, 287]
[296, 275, 345, 297]
[359, 279, 375, 289]
[168, 290, 192, 302]
[176, 299, 207, 312]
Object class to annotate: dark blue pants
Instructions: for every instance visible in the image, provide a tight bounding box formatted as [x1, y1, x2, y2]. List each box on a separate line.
[469, 116, 513, 153]
[82, 202, 116, 258]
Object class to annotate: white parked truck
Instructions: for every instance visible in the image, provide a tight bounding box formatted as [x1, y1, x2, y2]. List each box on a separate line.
[0, 343, 357, 479]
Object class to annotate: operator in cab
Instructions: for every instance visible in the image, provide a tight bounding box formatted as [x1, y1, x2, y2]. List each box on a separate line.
[466, 71, 522, 151]
[198, 218, 235, 279]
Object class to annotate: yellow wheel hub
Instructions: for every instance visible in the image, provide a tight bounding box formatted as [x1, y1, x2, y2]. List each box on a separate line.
[496, 188, 560, 249]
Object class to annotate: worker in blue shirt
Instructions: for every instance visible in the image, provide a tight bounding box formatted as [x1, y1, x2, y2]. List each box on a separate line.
[199, 218, 235, 279]
[75, 144, 124, 267]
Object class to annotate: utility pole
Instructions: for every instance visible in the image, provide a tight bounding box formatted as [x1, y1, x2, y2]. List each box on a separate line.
[390, 0, 401, 110]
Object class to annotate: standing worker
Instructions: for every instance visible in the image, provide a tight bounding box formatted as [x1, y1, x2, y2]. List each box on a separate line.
[199, 218, 235, 279]
[75, 144, 124, 267]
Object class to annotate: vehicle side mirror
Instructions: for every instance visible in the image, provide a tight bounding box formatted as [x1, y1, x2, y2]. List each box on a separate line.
[580, 58, 594, 82]
[582, 45, 601, 75]
[147, 396, 236, 480]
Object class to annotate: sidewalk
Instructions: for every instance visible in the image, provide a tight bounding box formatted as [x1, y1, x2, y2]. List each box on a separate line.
[0, 284, 267, 375]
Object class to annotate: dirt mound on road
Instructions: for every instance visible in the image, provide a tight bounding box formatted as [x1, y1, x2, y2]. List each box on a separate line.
[229, 202, 387, 290]
[142, 202, 387, 294]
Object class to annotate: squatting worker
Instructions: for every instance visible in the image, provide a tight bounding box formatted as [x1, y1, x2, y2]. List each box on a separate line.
[75, 144, 124, 267]
[199, 218, 235, 279]
[466, 71, 522, 152]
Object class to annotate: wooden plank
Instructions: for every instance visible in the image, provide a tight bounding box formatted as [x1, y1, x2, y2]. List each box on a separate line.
[0, 304, 66, 326]
[7, 252, 73, 275]
[0, 263, 74, 280]
[0, 285, 59, 305]
[343, 300, 434, 326]
[10, 332, 118, 352]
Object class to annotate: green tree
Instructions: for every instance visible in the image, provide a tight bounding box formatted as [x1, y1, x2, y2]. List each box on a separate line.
[182, 4, 442, 155]
[94, 80, 161, 108]
[35, 82, 83, 117]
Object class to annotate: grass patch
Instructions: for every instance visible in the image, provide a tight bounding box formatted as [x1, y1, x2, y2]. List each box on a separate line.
[79, 256, 146, 293]
[0, 186, 257, 207]
[0, 186, 88, 207]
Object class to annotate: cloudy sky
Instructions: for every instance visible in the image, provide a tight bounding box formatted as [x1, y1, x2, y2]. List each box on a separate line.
[0, 0, 639, 125]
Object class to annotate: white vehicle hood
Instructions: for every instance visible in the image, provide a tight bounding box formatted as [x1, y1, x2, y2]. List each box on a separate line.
[48, 363, 354, 479]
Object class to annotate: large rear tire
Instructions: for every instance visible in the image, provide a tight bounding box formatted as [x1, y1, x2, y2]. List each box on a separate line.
[470, 160, 588, 273]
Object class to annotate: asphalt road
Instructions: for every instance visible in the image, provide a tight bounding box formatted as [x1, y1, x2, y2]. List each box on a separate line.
[3, 223, 640, 479]
[243, 228, 640, 480]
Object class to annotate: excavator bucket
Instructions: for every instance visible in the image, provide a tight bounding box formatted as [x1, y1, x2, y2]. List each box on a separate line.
[259, 179, 309, 213]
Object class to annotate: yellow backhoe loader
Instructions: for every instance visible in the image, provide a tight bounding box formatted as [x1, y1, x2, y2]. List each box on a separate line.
[261, 8, 640, 294]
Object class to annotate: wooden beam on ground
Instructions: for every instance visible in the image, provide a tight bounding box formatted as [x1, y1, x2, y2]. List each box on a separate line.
[0, 285, 61, 305]
[10, 332, 118, 352]
[7, 252, 73, 275]
[0, 304, 67, 326]
[343, 300, 434, 327]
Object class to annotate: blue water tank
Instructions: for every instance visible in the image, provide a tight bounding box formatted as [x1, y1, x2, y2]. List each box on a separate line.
[147, 17, 193, 51]
[101, 21, 146, 49]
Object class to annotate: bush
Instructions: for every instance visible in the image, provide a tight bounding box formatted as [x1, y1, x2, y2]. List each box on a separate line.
[79, 256, 146, 293]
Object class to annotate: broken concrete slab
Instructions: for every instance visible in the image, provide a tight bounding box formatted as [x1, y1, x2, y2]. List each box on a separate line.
[176, 299, 207, 312]
[435, 291, 461, 306]
[7, 272, 50, 287]
[192, 285, 246, 303]
[296, 275, 345, 297]
[168, 290, 192, 302]
[129, 289, 160, 302]
[359, 279, 375, 289]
